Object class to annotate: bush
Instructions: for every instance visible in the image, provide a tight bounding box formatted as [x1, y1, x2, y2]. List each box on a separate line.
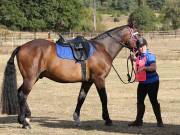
[114, 17, 119, 22]
[74, 8, 105, 32]
[147, 0, 165, 11]
[0, 0, 85, 31]
[162, 6, 180, 30]
[128, 6, 157, 31]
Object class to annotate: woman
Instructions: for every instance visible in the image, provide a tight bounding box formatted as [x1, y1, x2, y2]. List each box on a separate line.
[128, 37, 164, 127]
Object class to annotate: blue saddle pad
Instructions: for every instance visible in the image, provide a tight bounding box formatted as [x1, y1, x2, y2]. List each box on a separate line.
[56, 42, 95, 60]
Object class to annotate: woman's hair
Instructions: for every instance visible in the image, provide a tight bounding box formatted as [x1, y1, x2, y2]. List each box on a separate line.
[137, 37, 148, 48]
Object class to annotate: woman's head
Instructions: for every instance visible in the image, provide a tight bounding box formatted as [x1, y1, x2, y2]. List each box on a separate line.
[137, 37, 147, 53]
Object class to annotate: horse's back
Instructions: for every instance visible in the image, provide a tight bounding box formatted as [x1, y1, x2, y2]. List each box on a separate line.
[19, 39, 53, 52]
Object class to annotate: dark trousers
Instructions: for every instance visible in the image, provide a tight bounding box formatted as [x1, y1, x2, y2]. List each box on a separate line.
[137, 81, 159, 106]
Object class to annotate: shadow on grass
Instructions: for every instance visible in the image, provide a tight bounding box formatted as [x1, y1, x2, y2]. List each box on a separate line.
[0, 116, 179, 134]
[0, 115, 17, 124]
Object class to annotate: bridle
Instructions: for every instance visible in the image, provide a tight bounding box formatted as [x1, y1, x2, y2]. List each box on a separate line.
[106, 32, 133, 50]
[112, 53, 136, 84]
[106, 27, 138, 84]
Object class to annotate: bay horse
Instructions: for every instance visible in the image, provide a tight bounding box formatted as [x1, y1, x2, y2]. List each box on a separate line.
[0, 25, 136, 129]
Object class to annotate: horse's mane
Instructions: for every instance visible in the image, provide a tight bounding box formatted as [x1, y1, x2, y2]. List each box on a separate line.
[92, 25, 129, 41]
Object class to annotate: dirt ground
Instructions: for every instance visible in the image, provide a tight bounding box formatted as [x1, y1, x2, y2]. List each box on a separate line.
[0, 38, 180, 135]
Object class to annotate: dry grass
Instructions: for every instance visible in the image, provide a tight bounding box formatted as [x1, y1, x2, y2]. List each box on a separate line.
[0, 38, 180, 135]
[101, 14, 128, 30]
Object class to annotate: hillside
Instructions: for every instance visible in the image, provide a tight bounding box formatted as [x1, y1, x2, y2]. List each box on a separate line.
[101, 14, 128, 30]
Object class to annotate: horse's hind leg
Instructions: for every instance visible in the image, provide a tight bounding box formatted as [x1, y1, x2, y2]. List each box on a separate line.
[73, 81, 93, 126]
[17, 79, 34, 129]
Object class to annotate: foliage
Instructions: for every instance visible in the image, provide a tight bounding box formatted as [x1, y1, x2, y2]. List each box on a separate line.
[146, 0, 165, 10]
[111, 0, 138, 12]
[74, 8, 94, 32]
[113, 17, 119, 22]
[128, 6, 157, 31]
[0, 0, 85, 31]
[0, 0, 179, 31]
[162, 0, 180, 30]
[0, 0, 27, 30]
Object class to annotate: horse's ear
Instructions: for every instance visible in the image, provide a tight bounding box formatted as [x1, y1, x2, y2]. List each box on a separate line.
[127, 17, 137, 29]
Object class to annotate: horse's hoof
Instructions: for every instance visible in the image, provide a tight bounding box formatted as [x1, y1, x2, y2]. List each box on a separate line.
[73, 112, 81, 126]
[105, 119, 113, 126]
[22, 125, 31, 129]
[25, 118, 31, 125]
[21, 118, 31, 129]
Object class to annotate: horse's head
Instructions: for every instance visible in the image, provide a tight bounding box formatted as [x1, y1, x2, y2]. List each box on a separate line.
[93, 25, 139, 59]
[106, 26, 138, 51]
[121, 27, 139, 51]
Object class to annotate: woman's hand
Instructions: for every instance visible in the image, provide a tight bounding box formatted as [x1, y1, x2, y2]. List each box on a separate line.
[146, 63, 157, 72]
[136, 66, 146, 73]
[129, 54, 136, 62]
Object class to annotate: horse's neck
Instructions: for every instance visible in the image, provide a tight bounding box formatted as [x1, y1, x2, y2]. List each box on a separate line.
[93, 37, 123, 60]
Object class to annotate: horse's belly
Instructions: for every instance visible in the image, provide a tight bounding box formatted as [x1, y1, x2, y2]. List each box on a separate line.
[45, 59, 84, 83]
[52, 70, 82, 83]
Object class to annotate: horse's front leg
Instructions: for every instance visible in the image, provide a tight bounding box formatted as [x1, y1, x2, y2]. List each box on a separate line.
[73, 81, 93, 126]
[94, 77, 112, 126]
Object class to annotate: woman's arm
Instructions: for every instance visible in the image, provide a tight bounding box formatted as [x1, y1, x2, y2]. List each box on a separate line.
[145, 63, 157, 72]
[137, 63, 157, 73]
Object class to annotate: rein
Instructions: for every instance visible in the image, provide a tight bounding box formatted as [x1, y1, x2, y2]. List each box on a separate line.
[112, 51, 136, 84]
[106, 27, 138, 84]
[95, 26, 137, 84]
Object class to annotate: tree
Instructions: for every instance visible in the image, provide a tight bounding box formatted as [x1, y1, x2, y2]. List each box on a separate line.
[160, 0, 180, 30]
[0, 0, 27, 30]
[128, 6, 157, 31]
[0, 0, 85, 31]
[147, 0, 165, 10]
[137, 0, 145, 6]
[20, 0, 47, 31]
[111, 0, 138, 12]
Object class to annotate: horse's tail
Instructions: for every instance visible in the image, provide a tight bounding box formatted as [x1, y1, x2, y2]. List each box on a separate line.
[1, 47, 20, 114]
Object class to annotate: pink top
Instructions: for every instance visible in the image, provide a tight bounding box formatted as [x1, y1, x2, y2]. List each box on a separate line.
[135, 56, 146, 82]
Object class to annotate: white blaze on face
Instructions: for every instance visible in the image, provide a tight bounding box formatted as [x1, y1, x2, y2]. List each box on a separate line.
[132, 32, 139, 36]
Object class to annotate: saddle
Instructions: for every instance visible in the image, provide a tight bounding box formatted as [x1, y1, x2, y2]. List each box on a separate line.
[56, 36, 90, 61]
[56, 35, 95, 81]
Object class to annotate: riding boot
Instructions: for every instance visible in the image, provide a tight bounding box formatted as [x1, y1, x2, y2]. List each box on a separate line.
[152, 103, 164, 127]
[128, 104, 145, 127]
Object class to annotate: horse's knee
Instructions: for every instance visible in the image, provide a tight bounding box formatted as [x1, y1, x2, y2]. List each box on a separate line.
[79, 89, 86, 99]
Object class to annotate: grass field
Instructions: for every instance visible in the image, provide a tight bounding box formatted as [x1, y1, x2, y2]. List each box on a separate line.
[0, 38, 180, 135]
